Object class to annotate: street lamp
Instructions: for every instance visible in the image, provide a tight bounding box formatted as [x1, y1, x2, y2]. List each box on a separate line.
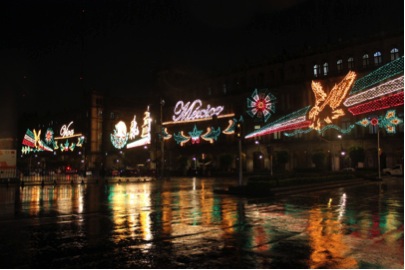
[160, 99, 165, 179]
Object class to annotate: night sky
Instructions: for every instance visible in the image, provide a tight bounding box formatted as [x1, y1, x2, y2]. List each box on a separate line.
[0, 0, 403, 115]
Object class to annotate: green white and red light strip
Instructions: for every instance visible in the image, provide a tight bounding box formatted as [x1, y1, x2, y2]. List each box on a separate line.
[347, 92, 404, 115]
[245, 106, 311, 138]
[350, 56, 403, 94]
[344, 75, 403, 107]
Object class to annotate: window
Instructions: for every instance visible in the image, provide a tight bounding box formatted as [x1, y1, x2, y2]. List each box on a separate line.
[362, 54, 369, 68]
[323, 62, 329, 76]
[374, 51, 382, 66]
[390, 48, 399, 61]
[348, 57, 354, 70]
[313, 64, 321, 77]
[337, 59, 343, 73]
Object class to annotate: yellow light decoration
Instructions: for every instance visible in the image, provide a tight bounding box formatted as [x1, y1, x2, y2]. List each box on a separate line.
[308, 71, 357, 130]
[222, 119, 235, 135]
[33, 129, 41, 148]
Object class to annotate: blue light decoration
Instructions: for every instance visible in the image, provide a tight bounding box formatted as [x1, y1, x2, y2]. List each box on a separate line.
[246, 89, 276, 123]
[201, 127, 221, 143]
[356, 110, 403, 133]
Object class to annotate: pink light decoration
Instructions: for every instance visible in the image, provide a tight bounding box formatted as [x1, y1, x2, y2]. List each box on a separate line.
[348, 92, 404, 115]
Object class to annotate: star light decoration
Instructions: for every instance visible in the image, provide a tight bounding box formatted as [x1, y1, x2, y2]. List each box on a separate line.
[356, 110, 403, 133]
[246, 89, 276, 123]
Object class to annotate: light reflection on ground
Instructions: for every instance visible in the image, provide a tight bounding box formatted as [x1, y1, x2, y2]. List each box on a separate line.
[0, 177, 402, 268]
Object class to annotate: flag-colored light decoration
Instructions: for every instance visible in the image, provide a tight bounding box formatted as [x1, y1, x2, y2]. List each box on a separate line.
[350, 56, 403, 95]
[347, 91, 404, 115]
[344, 75, 403, 107]
[246, 89, 276, 122]
[22, 129, 53, 153]
[308, 71, 357, 130]
[345, 57, 404, 115]
[201, 127, 221, 143]
[356, 110, 403, 134]
[21, 122, 85, 155]
[245, 106, 312, 139]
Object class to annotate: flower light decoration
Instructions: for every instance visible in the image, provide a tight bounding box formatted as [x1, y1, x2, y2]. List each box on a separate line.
[45, 128, 54, 145]
[246, 89, 276, 122]
[357, 110, 403, 133]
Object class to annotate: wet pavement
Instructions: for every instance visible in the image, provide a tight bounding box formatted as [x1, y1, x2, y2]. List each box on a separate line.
[0, 176, 403, 268]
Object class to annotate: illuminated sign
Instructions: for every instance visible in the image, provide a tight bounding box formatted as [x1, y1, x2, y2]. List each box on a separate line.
[110, 107, 152, 150]
[163, 99, 231, 125]
[54, 121, 83, 139]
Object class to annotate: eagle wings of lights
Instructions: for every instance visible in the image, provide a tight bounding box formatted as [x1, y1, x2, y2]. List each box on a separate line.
[308, 71, 357, 130]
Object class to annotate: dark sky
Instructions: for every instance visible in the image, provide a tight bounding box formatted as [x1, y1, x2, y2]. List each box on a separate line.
[0, 0, 403, 114]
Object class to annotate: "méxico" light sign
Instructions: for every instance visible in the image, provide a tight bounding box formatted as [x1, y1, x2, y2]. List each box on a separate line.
[163, 99, 234, 125]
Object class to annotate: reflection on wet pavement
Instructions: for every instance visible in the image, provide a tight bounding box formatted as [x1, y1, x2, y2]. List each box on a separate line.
[0, 177, 402, 268]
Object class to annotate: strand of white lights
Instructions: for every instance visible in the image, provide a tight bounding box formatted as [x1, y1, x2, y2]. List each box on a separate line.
[344, 75, 404, 107]
[163, 113, 235, 125]
[350, 56, 403, 94]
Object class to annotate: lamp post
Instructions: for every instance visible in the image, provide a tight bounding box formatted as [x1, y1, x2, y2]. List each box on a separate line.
[377, 125, 381, 180]
[160, 99, 165, 179]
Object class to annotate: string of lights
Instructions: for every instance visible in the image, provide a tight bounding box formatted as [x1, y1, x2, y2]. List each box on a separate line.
[344, 75, 403, 107]
[348, 92, 404, 115]
[350, 56, 404, 94]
